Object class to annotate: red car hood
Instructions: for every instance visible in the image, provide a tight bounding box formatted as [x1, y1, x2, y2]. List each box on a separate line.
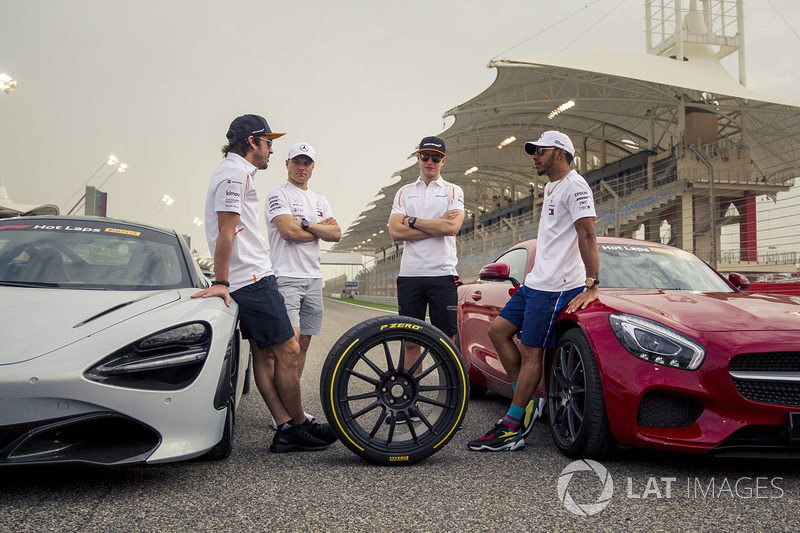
[602, 290, 800, 332]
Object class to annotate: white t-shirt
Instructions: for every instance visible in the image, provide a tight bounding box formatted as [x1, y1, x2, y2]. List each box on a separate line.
[525, 170, 596, 291]
[265, 181, 333, 278]
[204, 153, 273, 292]
[391, 176, 465, 277]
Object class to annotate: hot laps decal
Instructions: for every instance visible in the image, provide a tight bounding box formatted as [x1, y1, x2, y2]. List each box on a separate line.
[600, 244, 673, 254]
[27, 224, 102, 233]
[104, 228, 140, 236]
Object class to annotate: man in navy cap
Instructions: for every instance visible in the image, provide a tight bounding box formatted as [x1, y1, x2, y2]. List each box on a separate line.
[387, 136, 465, 424]
[193, 114, 337, 453]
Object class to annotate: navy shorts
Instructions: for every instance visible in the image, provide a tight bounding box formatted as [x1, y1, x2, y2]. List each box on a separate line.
[230, 276, 295, 349]
[498, 285, 585, 348]
[396, 275, 458, 337]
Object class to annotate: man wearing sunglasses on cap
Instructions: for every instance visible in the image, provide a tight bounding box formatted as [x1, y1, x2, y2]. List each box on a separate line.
[468, 130, 599, 452]
[388, 136, 465, 424]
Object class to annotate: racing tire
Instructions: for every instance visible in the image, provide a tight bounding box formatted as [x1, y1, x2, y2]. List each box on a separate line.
[321, 315, 469, 466]
[546, 328, 615, 459]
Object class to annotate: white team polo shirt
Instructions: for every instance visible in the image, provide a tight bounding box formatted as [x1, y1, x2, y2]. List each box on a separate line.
[391, 176, 465, 277]
[525, 170, 596, 291]
[265, 181, 333, 278]
[204, 153, 274, 292]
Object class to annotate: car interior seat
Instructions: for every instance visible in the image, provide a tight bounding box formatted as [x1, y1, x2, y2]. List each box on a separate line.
[127, 245, 170, 284]
[19, 248, 69, 283]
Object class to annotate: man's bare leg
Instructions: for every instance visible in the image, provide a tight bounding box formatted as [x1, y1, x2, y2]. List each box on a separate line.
[270, 336, 305, 424]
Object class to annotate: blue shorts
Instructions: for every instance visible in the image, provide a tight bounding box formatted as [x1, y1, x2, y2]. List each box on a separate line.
[230, 276, 295, 349]
[498, 285, 585, 348]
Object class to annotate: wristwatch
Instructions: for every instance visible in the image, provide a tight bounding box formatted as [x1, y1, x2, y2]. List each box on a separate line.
[407, 217, 417, 229]
[211, 280, 230, 288]
[301, 219, 310, 231]
[585, 277, 599, 288]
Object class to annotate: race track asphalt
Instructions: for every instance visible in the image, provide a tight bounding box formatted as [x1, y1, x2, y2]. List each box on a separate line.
[1, 298, 799, 532]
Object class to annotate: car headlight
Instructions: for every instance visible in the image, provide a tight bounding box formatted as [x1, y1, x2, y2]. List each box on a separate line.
[609, 313, 705, 370]
[85, 322, 211, 390]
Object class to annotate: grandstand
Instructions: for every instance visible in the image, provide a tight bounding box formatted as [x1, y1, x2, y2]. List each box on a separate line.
[330, 1, 800, 302]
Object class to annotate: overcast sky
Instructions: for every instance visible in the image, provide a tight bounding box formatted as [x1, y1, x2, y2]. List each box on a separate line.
[2, 0, 798, 257]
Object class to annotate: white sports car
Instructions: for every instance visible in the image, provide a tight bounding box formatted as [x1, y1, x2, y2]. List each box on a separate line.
[0, 216, 249, 465]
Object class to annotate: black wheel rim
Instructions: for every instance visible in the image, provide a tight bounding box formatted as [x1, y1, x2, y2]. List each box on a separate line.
[331, 332, 465, 454]
[548, 340, 587, 448]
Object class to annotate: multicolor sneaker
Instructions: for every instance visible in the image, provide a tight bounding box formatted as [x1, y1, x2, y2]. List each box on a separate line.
[467, 421, 525, 452]
[518, 397, 546, 440]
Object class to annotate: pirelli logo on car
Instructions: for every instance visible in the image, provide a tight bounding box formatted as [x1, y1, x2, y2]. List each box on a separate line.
[379, 323, 423, 331]
[389, 456, 409, 462]
[105, 228, 141, 236]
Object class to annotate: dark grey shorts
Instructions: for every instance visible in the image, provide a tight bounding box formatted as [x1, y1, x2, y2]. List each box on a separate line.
[230, 276, 295, 349]
[396, 275, 458, 337]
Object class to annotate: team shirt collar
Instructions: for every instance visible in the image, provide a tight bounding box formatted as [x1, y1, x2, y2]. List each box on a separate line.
[413, 176, 445, 187]
[225, 152, 257, 176]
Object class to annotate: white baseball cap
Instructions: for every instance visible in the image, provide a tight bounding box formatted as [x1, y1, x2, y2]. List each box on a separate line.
[524, 131, 575, 156]
[287, 142, 316, 161]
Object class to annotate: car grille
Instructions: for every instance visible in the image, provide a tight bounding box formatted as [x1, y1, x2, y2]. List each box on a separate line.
[730, 352, 800, 407]
[637, 390, 704, 428]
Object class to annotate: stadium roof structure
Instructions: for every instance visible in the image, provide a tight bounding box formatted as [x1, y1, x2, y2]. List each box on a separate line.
[334, 7, 800, 254]
[0, 181, 59, 219]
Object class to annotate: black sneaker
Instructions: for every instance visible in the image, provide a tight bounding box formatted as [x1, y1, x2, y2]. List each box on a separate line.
[303, 420, 338, 445]
[269, 422, 329, 453]
[467, 421, 525, 452]
[518, 397, 546, 440]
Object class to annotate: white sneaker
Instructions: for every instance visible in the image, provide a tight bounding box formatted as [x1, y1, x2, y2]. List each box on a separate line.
[271, 412, 315, 431]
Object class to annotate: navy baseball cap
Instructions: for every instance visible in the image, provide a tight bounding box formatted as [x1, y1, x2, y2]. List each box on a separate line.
[417, 136, 446, 156]
[226, 114, 285, 143]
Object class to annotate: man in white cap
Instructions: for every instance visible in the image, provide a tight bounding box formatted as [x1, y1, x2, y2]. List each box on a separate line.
[468, 130, 599, 452]
[266, 142, 340, 396]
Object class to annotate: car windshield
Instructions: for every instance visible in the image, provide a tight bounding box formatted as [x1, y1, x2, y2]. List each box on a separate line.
[599, 243, 733, 292]
[0, 219, 191, 290]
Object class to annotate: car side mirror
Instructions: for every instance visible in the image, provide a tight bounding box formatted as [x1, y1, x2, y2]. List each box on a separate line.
[479, 262, 520, 286]
[728, 272, 750, 290]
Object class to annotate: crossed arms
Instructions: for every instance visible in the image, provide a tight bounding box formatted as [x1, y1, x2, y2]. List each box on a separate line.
[388, 209, 465, 242]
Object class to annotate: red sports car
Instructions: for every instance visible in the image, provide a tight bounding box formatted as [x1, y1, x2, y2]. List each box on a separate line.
[457, 237, 800, 458]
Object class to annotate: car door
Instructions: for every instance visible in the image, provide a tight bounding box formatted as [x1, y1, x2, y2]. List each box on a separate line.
[460, 245, 531, 382]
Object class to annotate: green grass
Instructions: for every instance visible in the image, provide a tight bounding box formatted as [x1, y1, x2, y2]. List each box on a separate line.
[324, 295, 398, 313]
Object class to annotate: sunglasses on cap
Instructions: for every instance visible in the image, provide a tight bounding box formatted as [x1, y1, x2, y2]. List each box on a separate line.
[419, 153, 443, 163]
[532, 146, 557, 156]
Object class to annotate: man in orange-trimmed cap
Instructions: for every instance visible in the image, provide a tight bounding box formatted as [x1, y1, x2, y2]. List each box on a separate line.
[193, 114, 337, 452]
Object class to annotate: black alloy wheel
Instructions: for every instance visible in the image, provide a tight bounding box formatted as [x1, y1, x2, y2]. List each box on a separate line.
[547, 328, 615, 459]
[321, 316, 469, 465]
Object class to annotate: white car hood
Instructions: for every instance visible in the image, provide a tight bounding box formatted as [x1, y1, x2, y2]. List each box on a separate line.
[0, 288, 180, 365]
